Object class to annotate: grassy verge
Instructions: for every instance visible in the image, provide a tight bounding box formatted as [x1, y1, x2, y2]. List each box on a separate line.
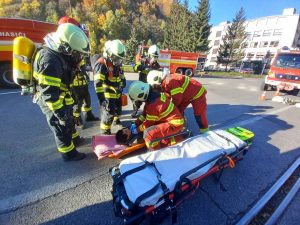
[196, 71, 264, 78]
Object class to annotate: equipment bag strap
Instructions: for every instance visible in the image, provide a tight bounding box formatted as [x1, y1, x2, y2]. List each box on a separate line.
[213, 131, 239, 151]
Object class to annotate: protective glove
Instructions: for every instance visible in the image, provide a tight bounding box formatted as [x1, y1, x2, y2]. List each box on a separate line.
[130, 123, 138, 135]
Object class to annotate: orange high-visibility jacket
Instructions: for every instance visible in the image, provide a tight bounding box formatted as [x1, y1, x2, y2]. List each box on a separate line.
[161, 74, 206, 112]
[135, 92, 184, 133]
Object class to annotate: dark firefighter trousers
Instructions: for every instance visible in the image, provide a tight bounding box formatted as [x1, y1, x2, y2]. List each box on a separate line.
[37, 97, 77, 153]
[72, 85, 92, 115]
[100, 97, 122, 133]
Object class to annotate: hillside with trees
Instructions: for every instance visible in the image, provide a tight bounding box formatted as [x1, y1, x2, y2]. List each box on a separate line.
[0, 0, 212, 63]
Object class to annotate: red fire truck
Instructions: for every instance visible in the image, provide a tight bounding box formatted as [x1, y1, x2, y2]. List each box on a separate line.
[138, 45, 207, 77]
[0, 18, 57, 88]
[262, 48, 300, 92]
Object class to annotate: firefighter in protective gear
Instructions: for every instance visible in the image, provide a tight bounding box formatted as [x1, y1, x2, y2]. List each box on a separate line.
[58, 17, 99, 127]
[132, 44, 160, 118]
[91, 40, 126, 135]
[147, 70, 209, 133]
[128, 81, 185, 150]
[71, 59, 99, 127]
[33, 23, 90, 161]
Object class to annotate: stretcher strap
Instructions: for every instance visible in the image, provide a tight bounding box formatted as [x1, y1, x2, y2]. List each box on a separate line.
[213, 131, 239, 151]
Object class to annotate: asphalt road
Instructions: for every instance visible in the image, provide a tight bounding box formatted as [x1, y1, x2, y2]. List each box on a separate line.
[0, 73, 299, 225]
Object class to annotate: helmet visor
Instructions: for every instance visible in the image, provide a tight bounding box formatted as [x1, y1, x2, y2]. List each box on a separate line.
[111, 54, 123, 66]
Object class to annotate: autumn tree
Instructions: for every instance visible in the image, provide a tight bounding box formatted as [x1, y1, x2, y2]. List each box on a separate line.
[217, 7, 247, 71]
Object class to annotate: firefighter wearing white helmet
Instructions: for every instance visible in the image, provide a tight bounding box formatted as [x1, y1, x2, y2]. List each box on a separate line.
[32, 23, 90, 162]
[128, 81, 185, 150]
[132, 44, 161, 118]
[91, 39, 126, 134]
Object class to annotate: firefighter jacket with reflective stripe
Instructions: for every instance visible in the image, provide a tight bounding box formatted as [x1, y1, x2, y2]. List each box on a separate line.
[135, 91, 184, 132]
[133, 58, 160, 76]
[161, 73, 206, 111]
[71, 60, 88, 87]
[93, 57, 126, 100]
[33, 47, 74, 111]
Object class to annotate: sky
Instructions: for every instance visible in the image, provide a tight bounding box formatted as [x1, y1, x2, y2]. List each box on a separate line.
[188, 0, 300, 25]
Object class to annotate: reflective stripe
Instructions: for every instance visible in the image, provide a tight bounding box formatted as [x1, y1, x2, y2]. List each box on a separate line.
[108, 77, 121, 82]
[64, 97, 74, 105]
[138, 115, 145, 122]
[170, 76, 190, 96]
[34, 73, 61, 87]
[170, 137, 176, 145]
[160, 101, 174, 119]
[58, 142, 75, 153]
[160, 94, 166, 102]
[169, 118, 184, 125]
[73, 112, 81, 117]
[94, 73, 106, 81]
[104, 93, 120, 98]
[146, 114, 159, 121]
[72, 131, 79, 139]
[138, 124, 146, 132]
[46, 99, 63, 110]
[95, 86, 104, 93]
[100, 123, 111, 130]
[200, 128, 209, 133]
[102, 84, 117, 93]
[81, 106, 92, 112]
[192, 86, 206, 100]
[60, 83, 68, 91]
[170, 87, 183, 96]
[150, 141, 159, 148]
[182, 76, 190, 92]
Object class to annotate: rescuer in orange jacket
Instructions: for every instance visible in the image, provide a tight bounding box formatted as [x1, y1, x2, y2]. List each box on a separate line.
[147, 70, 209, 133]
[128, 81, 185, 150]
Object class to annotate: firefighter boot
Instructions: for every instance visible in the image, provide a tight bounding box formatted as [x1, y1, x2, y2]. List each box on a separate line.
[85, 111, 99, 122]
[62, 149, 86, 162]
[73, 136, 86, 147]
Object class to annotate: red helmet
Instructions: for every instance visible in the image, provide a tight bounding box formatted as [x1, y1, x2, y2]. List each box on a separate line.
[58, 16, 89, 37]
[58, 16, 80, 26]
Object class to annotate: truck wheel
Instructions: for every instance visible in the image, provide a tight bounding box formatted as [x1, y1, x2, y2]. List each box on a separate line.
[185, 69, 193, 77]
[176, 68, 184, 75]
[260, 81, 270, 91]
[0, 63, 18, 88]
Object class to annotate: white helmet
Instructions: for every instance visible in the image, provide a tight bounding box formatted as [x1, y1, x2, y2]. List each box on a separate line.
[147, 70, 165, 85]
[103, 39, 126, 59]
[128, 81, 150, 101]
[148, 45, 160, 57]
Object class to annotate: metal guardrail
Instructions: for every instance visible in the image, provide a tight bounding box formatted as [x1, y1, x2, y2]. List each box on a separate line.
[236, 156, 300, 225]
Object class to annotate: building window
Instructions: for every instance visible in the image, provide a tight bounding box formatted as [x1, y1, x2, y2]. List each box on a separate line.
[269, 41, 279, 47]
[263, 29, 272, 36]
[247, 52, 255, 59]
[246, 32, 252, 40]
[211, 57, 217, 62]
[214, 40, 220, 46]
[259, 41, 268, 48]
[215, 31, 222, 37]
[249, 42, 258, 48]
[273, 29, 283, 36]
[253, 31, 261, 37]
[212, 48, 218, 54]
[256, 52, 265, 59]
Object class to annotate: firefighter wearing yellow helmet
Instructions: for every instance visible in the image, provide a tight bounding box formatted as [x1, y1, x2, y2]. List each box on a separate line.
[91, 39, 126, 135]
[33, 23, 90, 161]
[132, 44, 160, 118]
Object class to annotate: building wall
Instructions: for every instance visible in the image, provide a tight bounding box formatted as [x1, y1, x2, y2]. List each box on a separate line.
[206, 8, 300, 68]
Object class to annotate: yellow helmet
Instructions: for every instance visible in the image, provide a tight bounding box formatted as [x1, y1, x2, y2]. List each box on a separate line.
[55, 23, 90, 55]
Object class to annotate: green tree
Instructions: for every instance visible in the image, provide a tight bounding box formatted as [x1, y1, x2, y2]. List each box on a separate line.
[191, 0, 211, 52]
[217, 7, 247, 71]
[125, 27, 139, 64]
[163, 0, 192, 51]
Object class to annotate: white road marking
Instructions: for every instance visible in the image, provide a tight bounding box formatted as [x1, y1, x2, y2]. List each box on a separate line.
[0, 91, 20, 95]
[0, 105, 294, 214]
